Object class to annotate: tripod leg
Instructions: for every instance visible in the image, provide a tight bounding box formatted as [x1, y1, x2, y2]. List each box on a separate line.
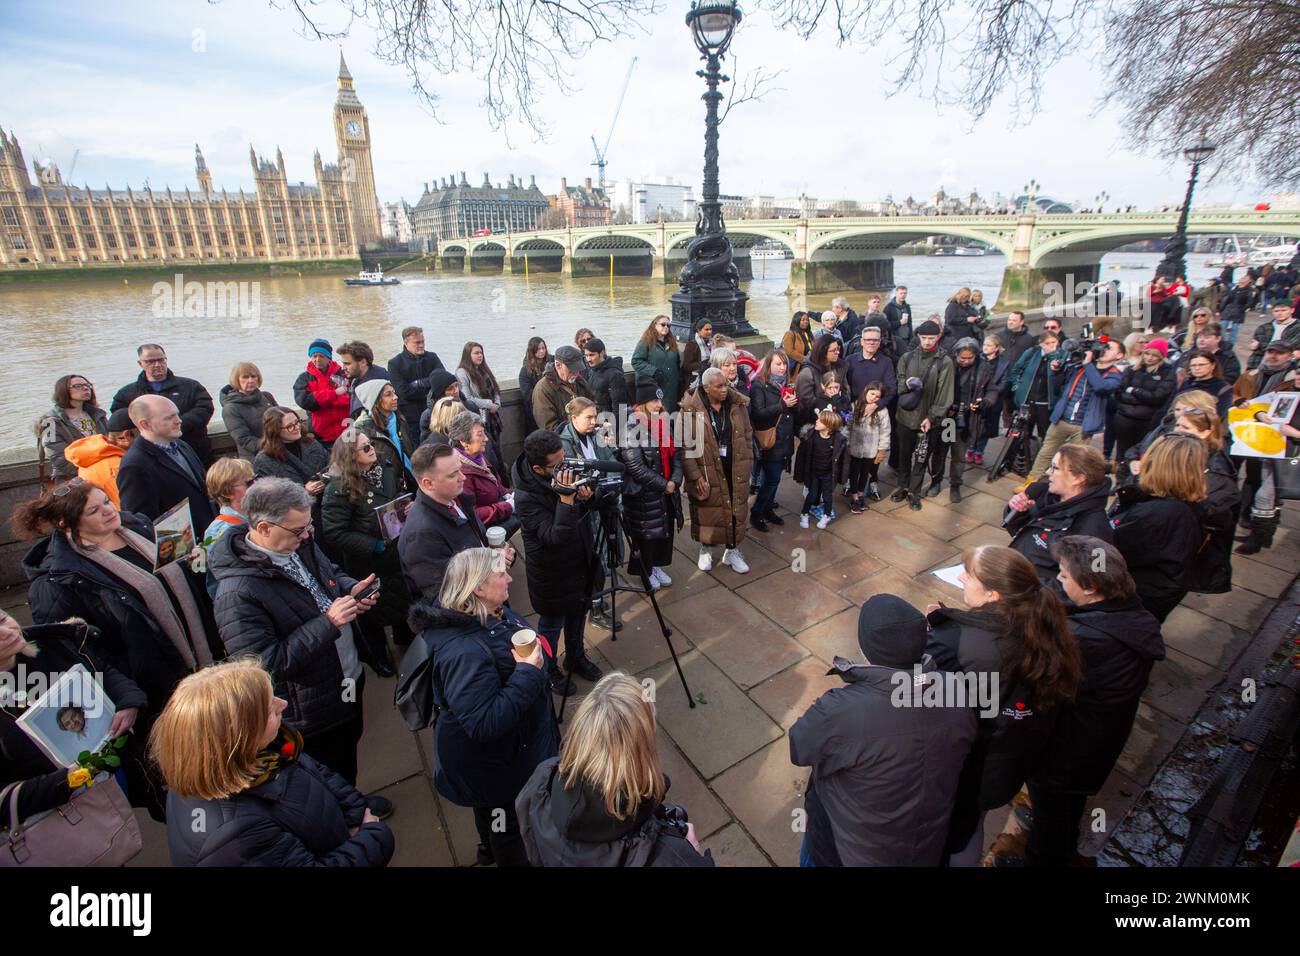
[624, 531, 695, 709]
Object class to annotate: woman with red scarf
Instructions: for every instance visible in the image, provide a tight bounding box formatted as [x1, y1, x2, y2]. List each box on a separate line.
[618, 379, 684, 591]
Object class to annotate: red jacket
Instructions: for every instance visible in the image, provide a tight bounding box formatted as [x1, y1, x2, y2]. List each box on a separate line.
[293, 360, 352, 442]
[456, 451, 513, 526]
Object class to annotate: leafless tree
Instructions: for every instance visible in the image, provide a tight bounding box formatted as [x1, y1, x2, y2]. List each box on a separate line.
[718, 58, 789, 125]
[1104, 0, 1300, 189]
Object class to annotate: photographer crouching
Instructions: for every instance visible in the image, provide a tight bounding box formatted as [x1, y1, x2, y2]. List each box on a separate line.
[512, 430, 607, 696]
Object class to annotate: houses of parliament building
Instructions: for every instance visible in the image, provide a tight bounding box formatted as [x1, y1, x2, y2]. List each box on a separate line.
[0, 54, 382, 269]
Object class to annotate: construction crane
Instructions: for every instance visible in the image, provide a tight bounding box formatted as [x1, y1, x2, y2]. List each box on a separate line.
[590, 57, 637, 191]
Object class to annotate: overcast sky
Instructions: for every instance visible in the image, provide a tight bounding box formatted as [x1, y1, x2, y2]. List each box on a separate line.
[0, 0, 1275, 211]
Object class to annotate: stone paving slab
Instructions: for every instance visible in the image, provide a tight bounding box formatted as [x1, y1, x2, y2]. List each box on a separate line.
[1158, 606, 1249, 672]
[586, 598, 696, 675]
[1143, 648, 1222, 724]
[847, 512, 961, 576]
[663, 587, 809, 689]
[641, 649, 783, 780]
[711, 738, 810, 867]
[747, 656, 843, 730]
[793, 605, 863, 665]
[734, 572, 852, 636]
[1113, 701, 1189, 786]
[701, 822, 771, 867]
[810, 551, 887, 594]
[1230, 554, 1297, 599]
[655, 727, 731, 841]
[1179, 586, 1276, 633]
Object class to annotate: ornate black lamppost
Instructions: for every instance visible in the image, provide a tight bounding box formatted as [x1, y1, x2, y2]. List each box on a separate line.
[670, 0, 757, 341]
[1155, 136, 1217, 280]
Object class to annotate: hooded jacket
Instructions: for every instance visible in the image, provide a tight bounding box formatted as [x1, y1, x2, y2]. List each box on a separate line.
[585, 356, 630, 415]
[166, 751, 393, 867]
[110, 370, 215, 465]
[293, 360, 352, 443]
[38, 404, 109, 479]
[790, 653, 976, 867]
[1114, 363, 1176, 428]
[516, 758, 714, 867]
[1031, 597, 1164, 795]
[63, 433, 127, 508]
[219, 385, 278, 461]
[679, 386, 754, 549]
[407, 600, 558, 808]
[618, 411, 684, 542]
[208, 526, 360, 737]
[1004, 479, 1114, 585]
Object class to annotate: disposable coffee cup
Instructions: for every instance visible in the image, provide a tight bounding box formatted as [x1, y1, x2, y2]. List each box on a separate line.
[511, 629, 538, 661]
[486, 526, 507, 548]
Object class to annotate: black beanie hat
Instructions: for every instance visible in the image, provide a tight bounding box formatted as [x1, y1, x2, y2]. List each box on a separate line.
[427, 369, 459, 401]
[857, 594, 927, 669]
[635, 378, 664, 405]
[914, 320, 941, 337]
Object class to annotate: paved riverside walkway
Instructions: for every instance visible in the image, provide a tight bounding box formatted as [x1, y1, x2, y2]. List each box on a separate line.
[4, 326, 1295, 867]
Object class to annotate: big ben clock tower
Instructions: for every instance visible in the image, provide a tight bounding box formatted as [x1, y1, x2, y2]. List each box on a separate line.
[332, 51, 383, 248]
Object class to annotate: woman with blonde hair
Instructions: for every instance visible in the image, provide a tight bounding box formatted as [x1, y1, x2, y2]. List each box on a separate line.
[516, 672, 712, 867]
[1108, 433, 1206, 621]
[1123, 387, 1216, 479]
[1121, 331, 1150, 360]
[220, 362, 278, 460]
[153, 658, 393, 867]
[424, 397, 467, 448]
[408, 547, 558, 867]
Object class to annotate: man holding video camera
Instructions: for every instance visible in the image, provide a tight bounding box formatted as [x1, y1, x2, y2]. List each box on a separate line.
[1024, 336, 1125, 485]
[511, 430, 607, 696]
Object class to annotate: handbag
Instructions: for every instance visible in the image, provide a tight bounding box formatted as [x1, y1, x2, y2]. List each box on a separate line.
[754, 426, 776, 451]
[0, 774, 142, 867]
[1275, 445, 1300, 501]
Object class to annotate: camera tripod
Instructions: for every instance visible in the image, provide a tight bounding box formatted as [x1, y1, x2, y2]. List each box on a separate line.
[986, 407, 1039, 482]
[556, 500, 695, 723]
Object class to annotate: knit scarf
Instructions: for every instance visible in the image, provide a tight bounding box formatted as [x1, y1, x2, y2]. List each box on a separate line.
[638, 410, 675, 479]
[245, 726, 305, 790]
[384, 412, 413, 472]
[67, 528, 213, 671]
[362, 462, 384, 488]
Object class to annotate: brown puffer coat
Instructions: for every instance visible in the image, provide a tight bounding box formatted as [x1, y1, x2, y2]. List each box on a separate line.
[679, 386, 754, 549]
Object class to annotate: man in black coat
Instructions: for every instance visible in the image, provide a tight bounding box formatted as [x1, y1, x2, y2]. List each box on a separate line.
[110, 344, 215, 465]
[387, 325, 445, 427]
[997, 311, 1036, 370]
[208, 478, 381, 793]
[117, 394, 217, 535]
[511, 430, 605, 693]
[790, 595, 977, 866]
[397, 442, 496, 599]
[1028, 537, 1164, 866]
[581, 338, 630, 415]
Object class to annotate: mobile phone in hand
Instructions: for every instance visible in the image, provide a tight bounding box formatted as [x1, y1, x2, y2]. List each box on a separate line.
[355, 582, 381, 602]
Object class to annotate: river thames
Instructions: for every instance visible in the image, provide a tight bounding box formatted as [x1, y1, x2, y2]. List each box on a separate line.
[1, 250, 1219, 455]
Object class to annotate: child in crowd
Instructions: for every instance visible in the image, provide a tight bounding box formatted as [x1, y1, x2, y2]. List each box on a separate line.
[794, 408, 847, 529]
[847, 381, 892, 514]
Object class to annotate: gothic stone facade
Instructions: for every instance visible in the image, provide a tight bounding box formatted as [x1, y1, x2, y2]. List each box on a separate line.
[0, 54, 382, 268]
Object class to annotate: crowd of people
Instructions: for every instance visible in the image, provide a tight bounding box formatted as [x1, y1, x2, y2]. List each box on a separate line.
[6, 267, 1298, 868]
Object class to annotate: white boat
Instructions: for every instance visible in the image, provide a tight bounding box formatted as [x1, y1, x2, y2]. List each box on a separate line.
[750, 246, 790, 260]
[952, 246, 986, 256]
[1246, 242, 1299, 267]
[344, 266, 401, 286]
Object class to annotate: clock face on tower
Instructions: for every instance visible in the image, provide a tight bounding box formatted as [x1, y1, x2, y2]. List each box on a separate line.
[345, 120, 362, 137]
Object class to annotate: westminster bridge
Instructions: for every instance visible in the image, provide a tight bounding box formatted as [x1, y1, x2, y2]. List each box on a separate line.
[434, 209, 1300, 309]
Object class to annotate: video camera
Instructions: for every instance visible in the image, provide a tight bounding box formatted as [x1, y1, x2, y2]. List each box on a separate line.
[1061, 323, 1110, 368]
[559, 456, 626, 492]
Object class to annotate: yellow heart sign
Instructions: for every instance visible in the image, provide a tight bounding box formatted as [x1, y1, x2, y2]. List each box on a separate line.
[1228, 400, 1286, 458]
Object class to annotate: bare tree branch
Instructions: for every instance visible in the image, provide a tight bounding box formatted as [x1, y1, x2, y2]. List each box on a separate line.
[718, 57, 789, 125]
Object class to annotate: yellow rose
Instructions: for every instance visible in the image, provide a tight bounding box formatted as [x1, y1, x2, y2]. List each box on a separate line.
[66, 768, 92, 789]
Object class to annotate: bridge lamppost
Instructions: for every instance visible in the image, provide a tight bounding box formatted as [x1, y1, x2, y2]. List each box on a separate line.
[1155, 135, 1217, 280]
[1095, 191, 1110, 213]
[670, 0, 757, 342]
[1022, 179, 1040, 212]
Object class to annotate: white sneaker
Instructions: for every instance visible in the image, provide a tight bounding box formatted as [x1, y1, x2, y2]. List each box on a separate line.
[652, 567, 672, 588]
[722, 548, 750, 574]
[799, 514, 810, 528]
[646, 570, 662, 591]
[697, 549, 714, 572]
[816, 514, 831, 529]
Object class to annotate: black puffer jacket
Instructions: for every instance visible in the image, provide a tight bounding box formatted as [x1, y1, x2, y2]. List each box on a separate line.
[510, 452, 600, 615]
[926, 605, 1060, 846]
[516, 758, 714, 867]
[2, 623, 148, 828]
[1004, 480, 1114, 585]
[320, 476, 412, 628]
[1114, 363, 1176, 429]
[208, 526, 360, 737]
[219, 386, 278, 461]
[618, 414, 684, 542]
[22, 513, 215, 716]
[1031, 598, 1164, 795]
[387, 347, 445, 427]
[1189, 448, 1240, 594]
[407, 600, 557, 808]
[748, 378, 797, 464]
[789, 656, 976, 866]
[110, 370, 215, 465]
[166, 749, 393, 867]
[585, 357, 630, 415]
[1109, 486, 1201, 619]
